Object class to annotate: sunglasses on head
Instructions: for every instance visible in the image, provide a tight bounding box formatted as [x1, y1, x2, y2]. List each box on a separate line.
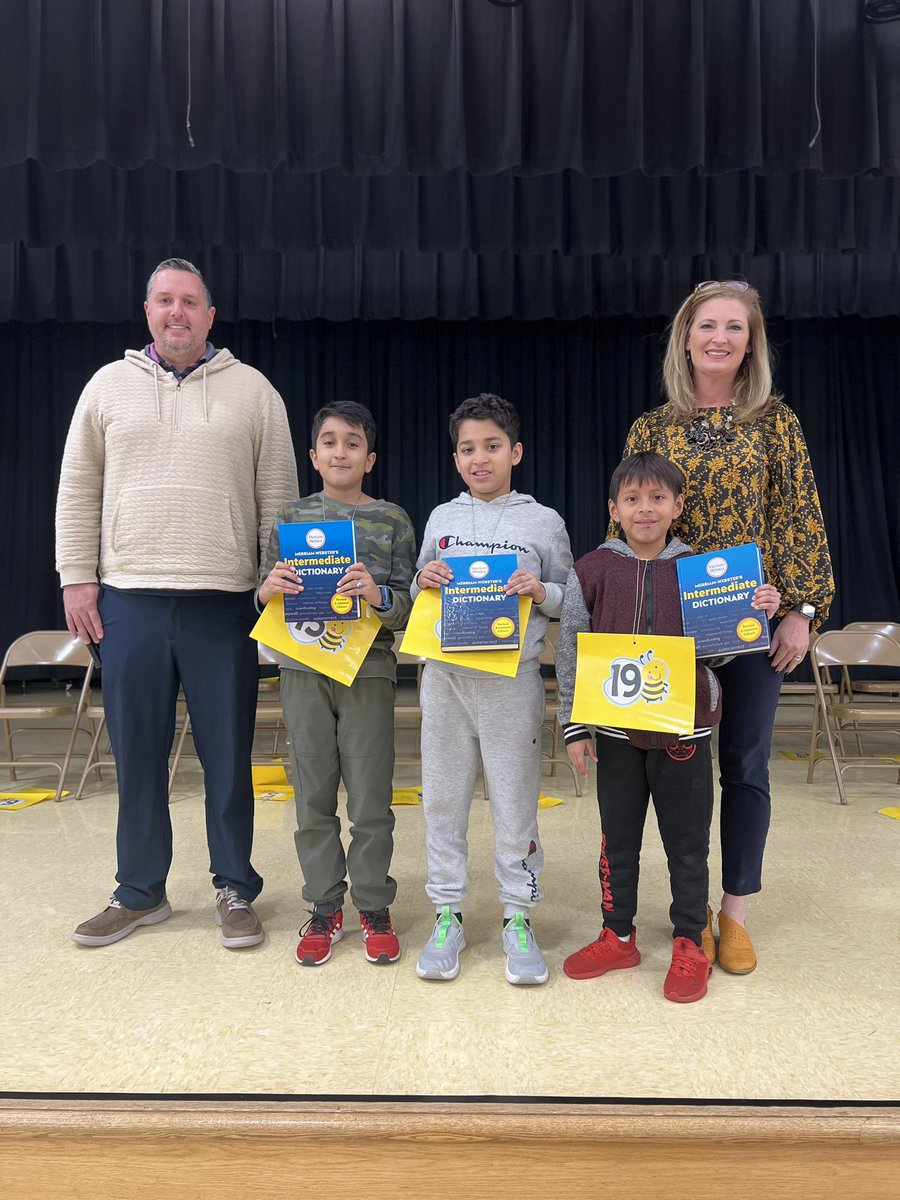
[694, 280, 750, 294]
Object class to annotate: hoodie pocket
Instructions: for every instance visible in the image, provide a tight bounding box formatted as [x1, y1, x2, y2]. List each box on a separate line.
[109, 485, 242, 577]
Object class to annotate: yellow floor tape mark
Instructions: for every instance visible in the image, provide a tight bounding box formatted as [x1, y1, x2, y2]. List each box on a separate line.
[538, 793, 564, 808]
[392, 787, 422, 805]
[877, 807, 900, 820]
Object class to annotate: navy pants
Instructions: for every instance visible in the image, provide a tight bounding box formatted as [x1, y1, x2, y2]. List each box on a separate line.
[714, 645, 785, 896]
[98, 588, 261, 910]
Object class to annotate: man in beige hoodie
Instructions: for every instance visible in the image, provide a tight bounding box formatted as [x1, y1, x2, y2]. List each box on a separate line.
[56, 258, 298, 950]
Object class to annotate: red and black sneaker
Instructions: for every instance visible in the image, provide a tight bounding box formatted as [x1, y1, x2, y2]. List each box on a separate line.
[359, 908, 401, 964]
[295, 907, 344, 966]
[663, 936, 712, 1003]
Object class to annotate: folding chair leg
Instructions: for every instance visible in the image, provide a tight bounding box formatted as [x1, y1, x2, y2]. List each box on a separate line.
[168, 713, 192, 798]
[824, 716, 849, 806]
[76, 717, 108, 800]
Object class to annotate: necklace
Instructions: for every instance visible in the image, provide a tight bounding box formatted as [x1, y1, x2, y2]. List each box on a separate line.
[685, 406, 736, 447]
[471, 491, 513, 548]
[320, 490, 359, 523]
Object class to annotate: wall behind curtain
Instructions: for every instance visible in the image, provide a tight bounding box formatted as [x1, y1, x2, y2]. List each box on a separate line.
[2, 315, 897, 654]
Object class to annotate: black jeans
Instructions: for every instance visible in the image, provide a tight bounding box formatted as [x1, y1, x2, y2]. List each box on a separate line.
[594, 735, 714, 944]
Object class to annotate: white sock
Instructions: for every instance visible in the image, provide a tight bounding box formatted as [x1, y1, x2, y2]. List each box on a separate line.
[617, 933, 631, 943]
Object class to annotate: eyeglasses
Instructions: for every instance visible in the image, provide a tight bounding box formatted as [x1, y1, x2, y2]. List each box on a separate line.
[694, 280, 750, 294]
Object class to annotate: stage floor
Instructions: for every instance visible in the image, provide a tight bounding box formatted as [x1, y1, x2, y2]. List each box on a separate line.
[1, 704, 898, 1103]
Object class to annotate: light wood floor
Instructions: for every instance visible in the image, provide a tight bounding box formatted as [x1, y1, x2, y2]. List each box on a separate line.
[1, 696, 898, 1196]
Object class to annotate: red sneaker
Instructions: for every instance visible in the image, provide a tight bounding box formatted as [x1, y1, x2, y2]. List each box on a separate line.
[664, 936, 712, 1003]
[563, 926, 641, 980]
[359, 908, 401, 964]
[295, 907, 344, 966]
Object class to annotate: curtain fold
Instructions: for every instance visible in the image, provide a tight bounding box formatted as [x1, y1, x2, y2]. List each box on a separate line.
[5, 163, 899, 257]
[2, 243, 898, 322]
[1, 0, 897, 177]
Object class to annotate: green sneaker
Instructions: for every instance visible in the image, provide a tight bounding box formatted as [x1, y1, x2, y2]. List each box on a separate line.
[502, 912, 549, 985]
[415, 906, 466, 980]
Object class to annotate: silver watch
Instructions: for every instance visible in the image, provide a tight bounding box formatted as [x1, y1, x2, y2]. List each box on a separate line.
[792, 602, 815, 620]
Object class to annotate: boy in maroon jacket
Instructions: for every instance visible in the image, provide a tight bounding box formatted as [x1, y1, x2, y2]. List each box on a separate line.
[556, 452, 779, 1002]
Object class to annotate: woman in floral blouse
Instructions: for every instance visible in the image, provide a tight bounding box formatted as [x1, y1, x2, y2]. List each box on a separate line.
[620, 281, 834, 974]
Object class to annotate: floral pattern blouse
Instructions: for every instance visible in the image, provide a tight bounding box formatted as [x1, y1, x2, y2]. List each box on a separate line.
[620, 401, 834, 626]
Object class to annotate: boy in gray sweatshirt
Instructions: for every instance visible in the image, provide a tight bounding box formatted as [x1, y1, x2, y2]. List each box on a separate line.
[411, 394, 573, 985]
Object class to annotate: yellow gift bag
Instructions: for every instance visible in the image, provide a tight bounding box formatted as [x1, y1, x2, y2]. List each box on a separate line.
[400, 589, 532, 678]
[251, 594, 381, 687]
[571, 632, 697, 736]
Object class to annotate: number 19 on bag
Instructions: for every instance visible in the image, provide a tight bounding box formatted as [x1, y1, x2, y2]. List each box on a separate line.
[571, 632, 697, 735]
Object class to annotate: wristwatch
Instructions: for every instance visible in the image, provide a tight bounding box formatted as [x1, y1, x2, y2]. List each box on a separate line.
[373, 585, 393, 612]
[792, 602, 816, 621]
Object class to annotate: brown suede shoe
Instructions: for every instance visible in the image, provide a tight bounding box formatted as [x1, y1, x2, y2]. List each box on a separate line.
[215, 886, 264, 948]
[72, 896, 172, 947]
[700, 905, 717, 965]
[716, 912, 757, 974]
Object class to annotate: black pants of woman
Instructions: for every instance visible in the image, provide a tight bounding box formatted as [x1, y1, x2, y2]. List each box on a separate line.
[713, 646, 785, 896]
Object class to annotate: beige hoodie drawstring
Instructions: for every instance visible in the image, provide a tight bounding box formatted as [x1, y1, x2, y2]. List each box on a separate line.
[202, 364, 209, 422]
[153, 369, 161, 422]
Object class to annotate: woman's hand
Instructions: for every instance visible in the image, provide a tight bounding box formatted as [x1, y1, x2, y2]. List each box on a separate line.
[768, 610, 811, 673]
[751, 583, 781, 619]
[258, 561, 302, 606]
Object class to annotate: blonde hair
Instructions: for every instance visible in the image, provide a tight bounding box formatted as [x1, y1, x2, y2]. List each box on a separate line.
[661, 282, 780, 423]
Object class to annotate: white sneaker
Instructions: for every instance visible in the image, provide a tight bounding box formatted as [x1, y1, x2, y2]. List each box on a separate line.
[415, 906, 466, 980]
[502, 912, 549, 985]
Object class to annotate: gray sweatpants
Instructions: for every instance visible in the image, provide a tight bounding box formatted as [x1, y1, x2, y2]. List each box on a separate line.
[281, 669, 397, 913]
[420, 664, 545, 916]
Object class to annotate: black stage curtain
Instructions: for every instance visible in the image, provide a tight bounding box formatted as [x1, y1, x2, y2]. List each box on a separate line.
[5, 165, 900, 258]
[2, 0, 897, 177]
[3, 245, 899, 322]
[2, 315, 898, 654]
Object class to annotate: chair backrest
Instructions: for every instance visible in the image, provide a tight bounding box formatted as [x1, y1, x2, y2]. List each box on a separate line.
[539, 620, 560, 666]
[843, 621, 900, 642]
[1, 631, 93, 676]
[392, 631, 425, 668]
[812, 630, 900, 671]
[257, 642, 281, 667]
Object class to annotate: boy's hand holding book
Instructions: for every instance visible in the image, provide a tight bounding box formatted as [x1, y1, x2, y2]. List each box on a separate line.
[751, 583, 781, 619]
[417, 559, 455, 590]
[336, 563, 381, 609]
[259, 560, 303, 606]
[504, 568, 546, 605]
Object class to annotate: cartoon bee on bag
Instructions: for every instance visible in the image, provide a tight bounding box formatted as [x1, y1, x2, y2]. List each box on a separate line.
[288, 620, 351, 654]
[639, 650, 669, 703]
[603, 649, 670, 707]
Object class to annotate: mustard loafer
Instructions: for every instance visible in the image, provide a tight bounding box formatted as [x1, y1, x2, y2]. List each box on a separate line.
[716, 912, 757, 974]
[700, 905, 716, 965]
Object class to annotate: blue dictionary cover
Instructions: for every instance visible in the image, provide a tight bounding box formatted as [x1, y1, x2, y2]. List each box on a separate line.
[440, 554, 520, 651]
[279, 520, 359, 623]
[676, 542, 770, 657]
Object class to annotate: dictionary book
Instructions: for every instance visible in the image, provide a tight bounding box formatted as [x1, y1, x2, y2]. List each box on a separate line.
[440, 554, 520, 652]
[676, 542, 770, 657]
[278, 520, 360, 623]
